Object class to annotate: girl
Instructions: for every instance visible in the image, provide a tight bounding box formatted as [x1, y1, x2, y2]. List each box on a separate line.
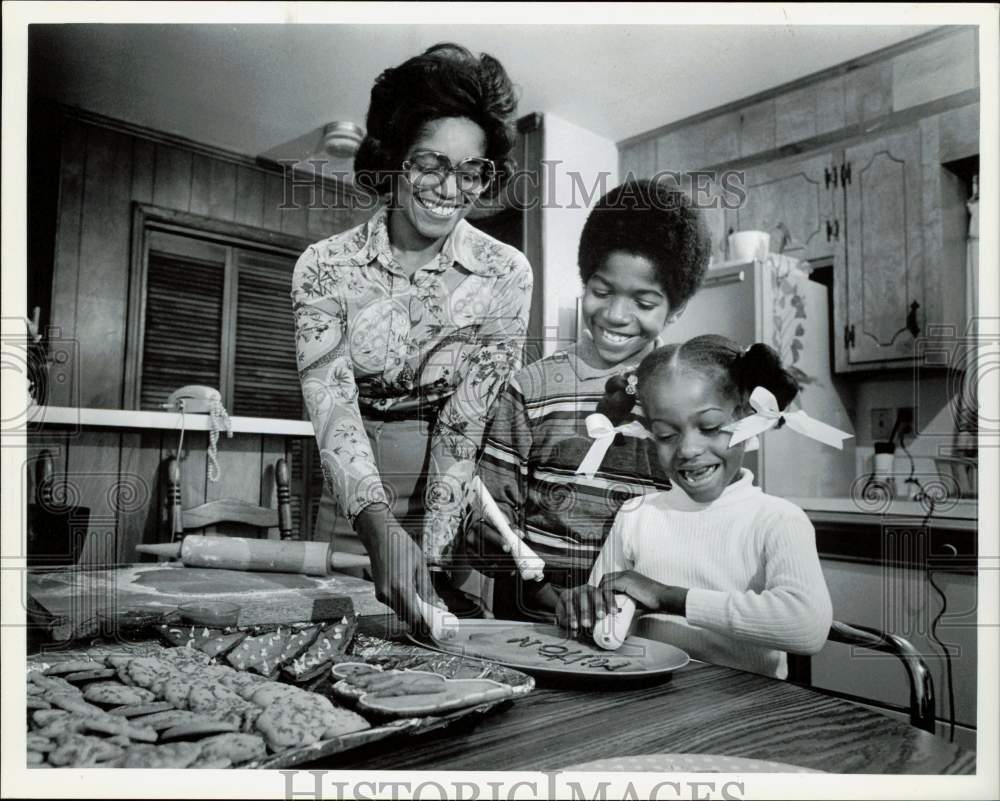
[293, 44, 532, 628]
[557, 335, 835, 678]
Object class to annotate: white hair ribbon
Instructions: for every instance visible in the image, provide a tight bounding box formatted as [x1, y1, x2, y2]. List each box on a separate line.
[723, 386, 852, 450]
[576, 413, 652, 477]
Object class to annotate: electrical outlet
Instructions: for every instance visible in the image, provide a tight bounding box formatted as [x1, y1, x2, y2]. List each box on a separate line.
[871, 408, 894, 441]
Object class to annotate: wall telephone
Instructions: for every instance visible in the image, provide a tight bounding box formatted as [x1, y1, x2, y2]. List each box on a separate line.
[163, 386, 233, 482]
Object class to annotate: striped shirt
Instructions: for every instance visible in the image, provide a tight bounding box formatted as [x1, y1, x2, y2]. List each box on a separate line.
[474, 341, 671, 573]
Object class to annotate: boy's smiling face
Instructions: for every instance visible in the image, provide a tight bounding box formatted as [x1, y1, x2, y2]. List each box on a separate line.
[643, 366, 746, 503]
[580, 251, 675, 367]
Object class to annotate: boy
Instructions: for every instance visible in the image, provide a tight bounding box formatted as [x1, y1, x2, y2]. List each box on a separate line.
[468, 178, 712, 619]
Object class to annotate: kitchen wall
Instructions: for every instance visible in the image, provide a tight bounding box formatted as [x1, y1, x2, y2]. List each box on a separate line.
[541, 113, 619, 354]
[617, 26, 979, 491]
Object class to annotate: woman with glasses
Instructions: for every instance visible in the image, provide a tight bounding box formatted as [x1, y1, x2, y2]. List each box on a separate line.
[292, 43, 532, 629]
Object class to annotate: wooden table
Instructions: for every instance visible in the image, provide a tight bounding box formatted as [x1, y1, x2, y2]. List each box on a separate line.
[25, 569, 976, 775]
[328, 615, 976, 775]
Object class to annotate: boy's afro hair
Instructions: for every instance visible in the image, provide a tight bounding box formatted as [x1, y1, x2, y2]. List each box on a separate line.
[578, 178, 711, 310]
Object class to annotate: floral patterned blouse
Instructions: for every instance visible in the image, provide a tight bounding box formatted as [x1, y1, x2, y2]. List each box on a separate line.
[292, 207, 533, 563]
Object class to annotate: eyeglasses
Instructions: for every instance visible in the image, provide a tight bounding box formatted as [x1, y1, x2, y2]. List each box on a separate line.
[402, 150, 496, 195]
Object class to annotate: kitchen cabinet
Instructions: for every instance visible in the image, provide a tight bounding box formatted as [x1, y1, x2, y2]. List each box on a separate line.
[812, 552, 977, 743]
[725, 150, 839, 262]
[836, 125, 927, 368]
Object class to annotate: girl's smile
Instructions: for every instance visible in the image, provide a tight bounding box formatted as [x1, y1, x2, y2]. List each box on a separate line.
[642, 367, 746, 503]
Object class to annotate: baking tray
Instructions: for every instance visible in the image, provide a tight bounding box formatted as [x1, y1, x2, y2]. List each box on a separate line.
[27, 636, 534, 770]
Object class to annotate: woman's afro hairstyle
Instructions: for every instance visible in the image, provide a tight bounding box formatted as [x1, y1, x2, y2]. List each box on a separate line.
[596, 335, 800, 426]
[353, 43, 518, 198]
[578, 179, 711, 311]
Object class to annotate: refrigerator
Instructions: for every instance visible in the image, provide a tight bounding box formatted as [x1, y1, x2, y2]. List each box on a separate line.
[663, 254, 856, 498]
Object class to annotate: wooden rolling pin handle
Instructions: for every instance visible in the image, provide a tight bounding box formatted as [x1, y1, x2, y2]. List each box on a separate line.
[593, 594, 637, 651]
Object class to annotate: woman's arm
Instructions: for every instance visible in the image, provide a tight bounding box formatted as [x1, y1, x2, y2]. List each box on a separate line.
[292, 247, 439, 624]
[422, 254, 534, 563]
[684, 509, 833, 654]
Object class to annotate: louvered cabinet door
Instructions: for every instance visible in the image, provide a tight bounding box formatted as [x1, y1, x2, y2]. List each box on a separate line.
[231, 248, 303, 420]
[139, 231, 226, 410]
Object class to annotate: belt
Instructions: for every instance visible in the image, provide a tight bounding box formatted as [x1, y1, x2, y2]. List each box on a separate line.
[359, 398, 445, 423]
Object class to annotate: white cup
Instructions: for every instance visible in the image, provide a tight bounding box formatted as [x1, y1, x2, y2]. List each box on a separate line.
[728, 231, 771, 263]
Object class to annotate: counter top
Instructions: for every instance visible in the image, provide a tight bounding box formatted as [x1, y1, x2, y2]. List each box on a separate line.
[793, 496, 977, 531]
[26, 404, 314, 436]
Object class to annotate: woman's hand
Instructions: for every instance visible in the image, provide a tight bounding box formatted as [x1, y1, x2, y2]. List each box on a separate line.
[355, 503, 443, 631]
[555, 584, 618, 634]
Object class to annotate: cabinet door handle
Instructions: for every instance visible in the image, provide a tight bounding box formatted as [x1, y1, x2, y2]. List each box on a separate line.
[841, 162, 852, 186]
[825, 167, 834, 189]
[833, 219, 840, 240]
[906, 300, 921, 337]
[844, 324, 855, 349]
[826, 220, 833, 241]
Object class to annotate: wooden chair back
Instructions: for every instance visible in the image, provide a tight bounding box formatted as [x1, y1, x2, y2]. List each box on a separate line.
[167, 456, 294, 541]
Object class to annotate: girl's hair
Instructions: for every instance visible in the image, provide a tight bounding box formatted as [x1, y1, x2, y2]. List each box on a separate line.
[353, 43, 518, 197]
[578, 179, 711, 311]
[597, 335, 800, 424]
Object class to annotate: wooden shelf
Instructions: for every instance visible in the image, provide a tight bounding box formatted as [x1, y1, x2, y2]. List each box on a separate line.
[27, 405, 314, 436]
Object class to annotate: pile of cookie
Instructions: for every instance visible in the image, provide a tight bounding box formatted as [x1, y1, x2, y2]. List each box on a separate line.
[27, 645, 373, 768]
[156, 617, 356, 682]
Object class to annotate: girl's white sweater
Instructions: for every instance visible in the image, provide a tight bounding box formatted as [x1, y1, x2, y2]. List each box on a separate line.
[589, 469, 833, 678]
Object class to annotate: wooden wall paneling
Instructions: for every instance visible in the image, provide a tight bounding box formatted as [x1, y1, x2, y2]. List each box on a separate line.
[814, 76, 847, 137]
[844, 61, 894, 127]
[115, 429, 165, 561]
[262, 172, 285, 231]
[204, 432, 265, 537]
[619, 139, 657, 180]
[307, 197, 331, 241]
[48, 117, 87, 407]
[67, 429, 122, 566]
[701, 112, 741, 167]
[190, 154, 238, 222]
[280, 172, 313, 239]
[175, 431, 209, 524]
[739, 100, 776, 158]
[892, 29, 977, 113]
[152, 144, 194, 211]
[774, 86, 817, 148]
[131, 136, 155, 205]
[938, 103, 979, 163]
[234, 166, 266, 228]
[261, 434, 288, 539]
[657, 124, 706, 173]
[76, 125, 134, 408]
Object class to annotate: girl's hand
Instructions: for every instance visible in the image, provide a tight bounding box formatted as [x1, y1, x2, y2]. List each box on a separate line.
[598, 570, 688, 616]
[356, 503, 443, 633]
[555, 584, 619, 634]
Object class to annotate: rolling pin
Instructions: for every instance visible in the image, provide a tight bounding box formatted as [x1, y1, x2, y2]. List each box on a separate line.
[135, 535, 334, 577]
[468, 476, 546, 582]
